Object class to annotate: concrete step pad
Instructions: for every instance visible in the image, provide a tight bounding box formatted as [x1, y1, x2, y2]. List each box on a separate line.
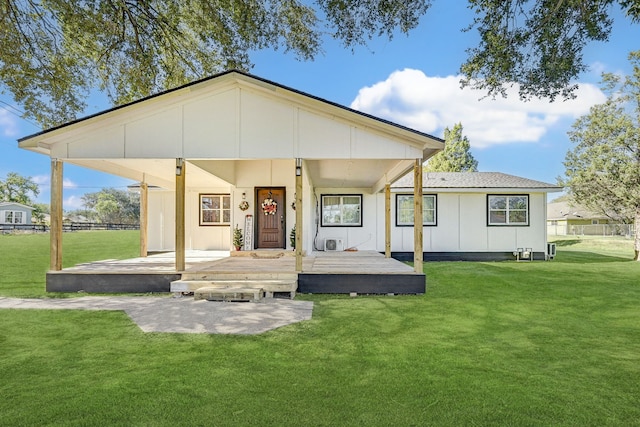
[171, 279, 297, 294]
[194, 286, 263, 302]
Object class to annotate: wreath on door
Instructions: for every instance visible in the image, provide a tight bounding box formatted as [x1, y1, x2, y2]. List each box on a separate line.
[262, 197, 277, 215]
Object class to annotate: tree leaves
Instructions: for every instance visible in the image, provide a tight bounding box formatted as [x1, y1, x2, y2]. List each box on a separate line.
[563, 51, 640, 258]
[0, 172, 39, 205]
[1, 1, 638, 127]
[0, 0, 321, 127]
[424, 123, 478, 172]
[81, 188, 140, 224]
[461, 0, 614, 101]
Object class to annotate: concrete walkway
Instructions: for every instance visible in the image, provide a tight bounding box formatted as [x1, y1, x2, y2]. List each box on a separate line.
[0, 296, 314, 335]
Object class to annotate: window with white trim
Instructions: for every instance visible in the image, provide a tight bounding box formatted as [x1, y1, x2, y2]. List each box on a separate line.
[4, 211, 24, 224]
[396, 194, 437, 226]
[200, 194, 231, 226]
[321, 195, 362, 226]
[488, 195, 529, 226]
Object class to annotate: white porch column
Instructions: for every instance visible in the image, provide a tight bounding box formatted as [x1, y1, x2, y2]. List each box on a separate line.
[50, 158, 63, 271]
[295, 158, 303, 272]
[413, 159, 423, 273]
[385, 183, 391, 258]
[139, 181, 148, 257]
[175, 158, 186, 271]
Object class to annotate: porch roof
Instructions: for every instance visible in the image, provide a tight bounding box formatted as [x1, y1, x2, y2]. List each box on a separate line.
[18, 70, 444, 192]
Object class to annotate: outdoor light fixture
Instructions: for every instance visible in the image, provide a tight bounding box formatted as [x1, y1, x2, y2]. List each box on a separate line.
[176, 158, 184, 176]
[296, 158, 302, 176]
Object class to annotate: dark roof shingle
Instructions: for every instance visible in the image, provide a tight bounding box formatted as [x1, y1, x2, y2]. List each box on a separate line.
[393, 172, 561, 191]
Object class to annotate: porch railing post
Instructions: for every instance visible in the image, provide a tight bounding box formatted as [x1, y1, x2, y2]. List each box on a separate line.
[175, 158, 186, 271]
[140, 181, 148, 257]
[50, 158, 63, 271]
[385, 183, 391, 258]
[295, 158, 303, 272]
[413, 159, 423, 273]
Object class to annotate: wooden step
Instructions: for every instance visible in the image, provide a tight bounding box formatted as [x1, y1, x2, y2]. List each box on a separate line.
[230, 250, 306, 258]
[194, 286, 263, 302]
[180, 272, 298, 281]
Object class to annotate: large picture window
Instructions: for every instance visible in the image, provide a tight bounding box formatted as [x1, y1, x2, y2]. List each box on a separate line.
[488, 195, 529, 226]
[396, 194, 437, 226]
[200, 194, 231, 226]
[321, 194, 362, 227]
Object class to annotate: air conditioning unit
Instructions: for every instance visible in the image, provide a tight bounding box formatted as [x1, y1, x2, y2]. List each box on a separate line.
[324, 238, 344, 252]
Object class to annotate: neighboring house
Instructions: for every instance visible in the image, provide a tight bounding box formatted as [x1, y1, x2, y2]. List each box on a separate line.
[0, 202, 34, 225]
[387, 172, 561, 260]
[547, 200, 630, 236]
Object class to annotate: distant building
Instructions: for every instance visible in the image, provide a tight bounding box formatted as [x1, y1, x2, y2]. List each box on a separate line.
[547, 200, 629, 236]
[0, 202, 34, 225]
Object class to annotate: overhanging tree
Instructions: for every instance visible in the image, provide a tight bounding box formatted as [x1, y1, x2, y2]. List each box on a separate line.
[2, 1, 640, 128]
[562, 51, 640, 260]
[462, 0, 640, 101]
[0, 0, 428, 127]
[424, 123, 478, 172]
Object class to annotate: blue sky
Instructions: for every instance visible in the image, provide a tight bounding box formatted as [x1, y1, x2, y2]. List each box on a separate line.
[1, 3, 639, 210]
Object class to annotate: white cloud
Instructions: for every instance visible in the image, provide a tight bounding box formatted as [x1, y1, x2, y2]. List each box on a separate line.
[31, 175, 77, 194]
[350, 69, 607, 148]
[32, 175, 49, 185]
[63, 178, 77, 189]
[0, 108, 19, 137]
[64, 195, 84, 210]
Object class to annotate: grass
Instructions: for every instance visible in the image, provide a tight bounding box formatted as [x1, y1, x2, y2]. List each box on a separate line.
[1, 232, 639, 425]
[0, 230, 139, 297]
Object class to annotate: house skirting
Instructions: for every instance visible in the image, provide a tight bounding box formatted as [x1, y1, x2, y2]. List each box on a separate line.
[297, 273, 426, 294]
[46, 272, 181, 293]
[390, 251, 547, 262]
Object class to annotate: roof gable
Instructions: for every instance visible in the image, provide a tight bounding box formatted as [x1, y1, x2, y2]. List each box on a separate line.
[19, 70, 444, 161]
[0, 202, 35, 210]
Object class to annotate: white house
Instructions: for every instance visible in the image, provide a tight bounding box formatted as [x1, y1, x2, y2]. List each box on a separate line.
[0, 202, 35, 226]
[17, 70, 559, 293]
[19, 70, 441, 278]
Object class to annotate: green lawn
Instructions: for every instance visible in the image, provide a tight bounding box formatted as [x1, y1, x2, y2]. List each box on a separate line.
[1, 232, 639, 426]
[0, 230, 140, 297]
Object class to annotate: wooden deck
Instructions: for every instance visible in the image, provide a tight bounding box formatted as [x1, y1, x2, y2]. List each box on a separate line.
[46, 250, 426, 294]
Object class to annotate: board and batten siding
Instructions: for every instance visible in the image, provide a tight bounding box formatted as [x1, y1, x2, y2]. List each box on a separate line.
[147, 188, 230, 252]
[375, 192, 548, 254]
[51, 86, 424, 161]
[145, 158, 315, 253]
[314, 188, 379, 252]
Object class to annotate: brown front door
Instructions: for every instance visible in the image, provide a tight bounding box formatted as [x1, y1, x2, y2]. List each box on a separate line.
[255, 187, 286, 249]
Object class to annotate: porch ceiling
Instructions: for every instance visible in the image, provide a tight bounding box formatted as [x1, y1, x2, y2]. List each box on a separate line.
[65, 158, 231, 189]
[306, 159, 405, 189]
[64, 157, 412, 192]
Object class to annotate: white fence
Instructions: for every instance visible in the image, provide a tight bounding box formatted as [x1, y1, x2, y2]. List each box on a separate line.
[547, 223, 635, 237]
